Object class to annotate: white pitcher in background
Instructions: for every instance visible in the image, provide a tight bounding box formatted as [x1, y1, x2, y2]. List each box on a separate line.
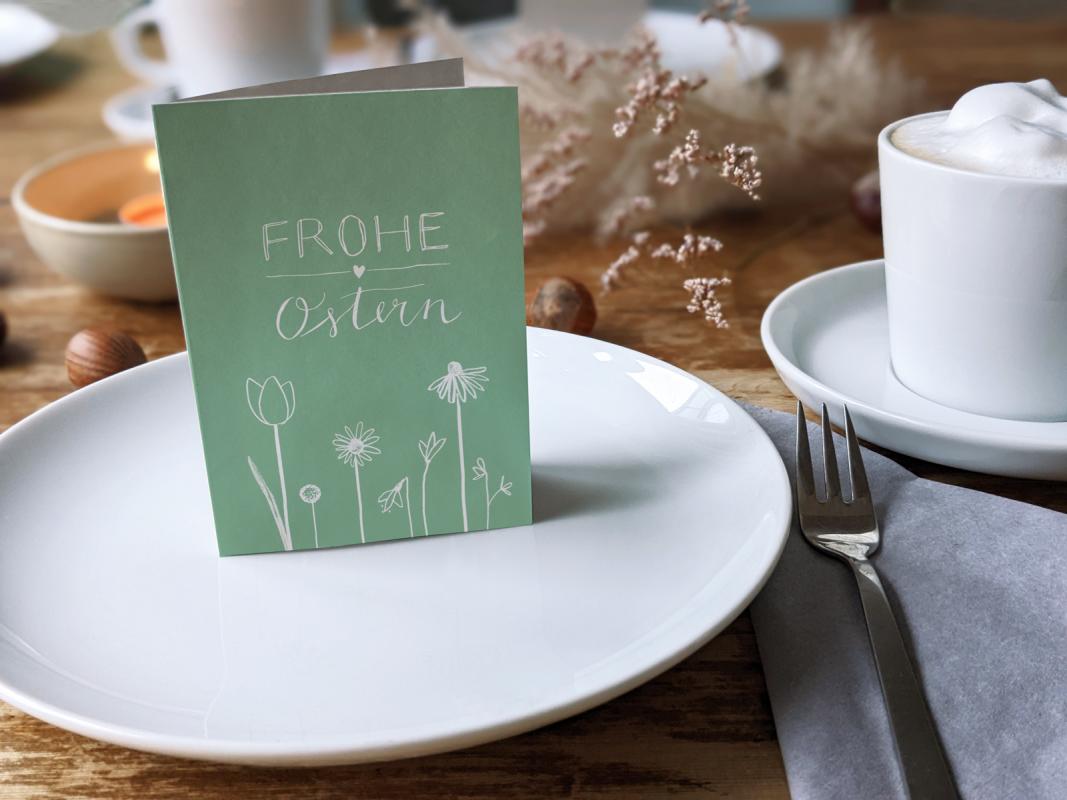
[110, 0, 330, 98]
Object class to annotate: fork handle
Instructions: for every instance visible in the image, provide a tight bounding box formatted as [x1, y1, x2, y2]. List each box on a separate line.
[850, 560, 960, 800]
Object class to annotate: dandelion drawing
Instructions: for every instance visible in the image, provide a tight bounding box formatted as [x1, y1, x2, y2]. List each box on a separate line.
[418, 432, 447, 536]
[378, 477, 414, 538]
[333, 422, 381, 543]
[472, 457, 513, 530]
[246, 376, 296, 551]
[428, 362, 489, 533]
[299, 484, 322, 548]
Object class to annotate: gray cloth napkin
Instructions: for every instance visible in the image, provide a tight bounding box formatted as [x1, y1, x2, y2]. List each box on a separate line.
[745, 405, 1067, 800]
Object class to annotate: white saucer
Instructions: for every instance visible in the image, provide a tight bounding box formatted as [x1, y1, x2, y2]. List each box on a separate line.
[762, 260, 1067, 480]
[0, 328, 790, 765]
[0, 5, 58, 73]
[102, 51, 388, 140]
[411, 10, 782, 81]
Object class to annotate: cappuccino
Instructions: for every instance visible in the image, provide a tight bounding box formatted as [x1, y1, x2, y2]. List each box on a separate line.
[891, 79, 1067, 180]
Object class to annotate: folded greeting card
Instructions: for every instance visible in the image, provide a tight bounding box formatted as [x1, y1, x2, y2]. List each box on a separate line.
[154, 60, 531, 556]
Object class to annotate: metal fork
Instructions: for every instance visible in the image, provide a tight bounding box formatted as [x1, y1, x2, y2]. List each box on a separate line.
[795, 402, 959, 800]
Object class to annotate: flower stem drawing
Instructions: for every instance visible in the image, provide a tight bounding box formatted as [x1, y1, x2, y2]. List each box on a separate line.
[248, 457, 292, 551]
[333, 422, 381, 543]
[418, 432, 447, 536]
[299, 484, 322, 548]
[378, 477, 414, 538]
[428, 362, 488, 533]
[472, 456, 513, 530]
[246, 376, 296, 551]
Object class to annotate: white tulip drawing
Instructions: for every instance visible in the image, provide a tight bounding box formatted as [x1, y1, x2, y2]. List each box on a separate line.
[472, 456, 512, 530]
[299, 483, 322, 548]
[417, 431, 447, 536]
[378, 476, 414, 538]
[428, 362, 488, 533]
[333, 422, 381, 543]
[246, 376, 296, 551]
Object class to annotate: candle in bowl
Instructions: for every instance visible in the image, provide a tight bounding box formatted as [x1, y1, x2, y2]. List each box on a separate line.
[11, 141, 177, 301]
[118, 192, 167, 228]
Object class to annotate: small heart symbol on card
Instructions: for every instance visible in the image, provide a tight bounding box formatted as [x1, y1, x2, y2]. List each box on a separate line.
[352, 265, 366, 278]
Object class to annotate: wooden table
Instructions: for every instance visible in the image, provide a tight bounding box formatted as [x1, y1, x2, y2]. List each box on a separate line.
[1, 14, 1065, 799]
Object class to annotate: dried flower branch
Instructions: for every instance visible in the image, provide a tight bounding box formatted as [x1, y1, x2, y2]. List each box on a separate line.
[602, 231, 649, 292]
[650, 233, 723, 263]
[683, 276, 732, 327]
[599, 195, 655, 239]
[522, 126, 591, 243]
[699, 0, 750, 25]
[655, 130, 762, 199]
[613, 68, 708, 139]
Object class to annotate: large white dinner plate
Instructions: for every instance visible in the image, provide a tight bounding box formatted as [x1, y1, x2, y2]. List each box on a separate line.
[0, 329, 790, 765]
[762, 260, 1067, 480]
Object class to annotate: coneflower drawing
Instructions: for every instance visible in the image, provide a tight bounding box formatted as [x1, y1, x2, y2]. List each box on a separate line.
[333, 422, 381, 543]
[428, 362, 488, 533]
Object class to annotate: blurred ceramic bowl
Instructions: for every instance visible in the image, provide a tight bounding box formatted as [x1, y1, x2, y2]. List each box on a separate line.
[12, 141, 176, 302]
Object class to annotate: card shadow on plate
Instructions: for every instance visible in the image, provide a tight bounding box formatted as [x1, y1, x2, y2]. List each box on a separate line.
[531, 460, 680, 524]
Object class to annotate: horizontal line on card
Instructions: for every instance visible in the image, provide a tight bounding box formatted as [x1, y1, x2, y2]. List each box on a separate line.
[265, 262, 450, 279]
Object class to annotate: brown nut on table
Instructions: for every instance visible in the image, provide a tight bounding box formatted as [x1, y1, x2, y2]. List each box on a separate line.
[850, 170, 882, 232]
[65, 328, 147, 388]
[527, 277, 597, 336]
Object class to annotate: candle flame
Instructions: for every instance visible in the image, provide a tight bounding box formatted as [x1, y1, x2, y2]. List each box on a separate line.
[144, 150, 160, 174]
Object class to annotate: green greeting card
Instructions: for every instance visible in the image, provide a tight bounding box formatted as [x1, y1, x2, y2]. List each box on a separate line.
[153, 61, 531, 556]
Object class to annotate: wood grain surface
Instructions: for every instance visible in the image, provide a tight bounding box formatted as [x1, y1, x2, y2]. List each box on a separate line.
[1, 14, 1065, 799]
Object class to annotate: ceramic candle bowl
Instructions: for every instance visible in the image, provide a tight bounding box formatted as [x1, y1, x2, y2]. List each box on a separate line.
[12, 141, 176, 302]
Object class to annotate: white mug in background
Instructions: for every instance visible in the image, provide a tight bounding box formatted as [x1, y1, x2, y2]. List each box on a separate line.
[110, 0, 330, 98]
[878, 112, 1067, 422]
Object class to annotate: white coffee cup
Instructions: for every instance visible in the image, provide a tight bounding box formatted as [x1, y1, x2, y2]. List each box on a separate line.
[879, 112, 1067, 422]
[110, 0, 330, 98]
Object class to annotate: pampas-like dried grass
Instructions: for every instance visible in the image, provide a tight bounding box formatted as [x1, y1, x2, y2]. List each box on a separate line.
[419, 14, 920, 237]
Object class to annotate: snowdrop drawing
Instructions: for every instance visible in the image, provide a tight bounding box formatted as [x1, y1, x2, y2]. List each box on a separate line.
[378, 476, 414, 538]
[246, 376, 296, 551]
[333, 422, 381, 543]
[472, 456, 513, 530]
[299, 484, 322, 548]
[417, 432, 447, 536]
[428, 362, 488, 532]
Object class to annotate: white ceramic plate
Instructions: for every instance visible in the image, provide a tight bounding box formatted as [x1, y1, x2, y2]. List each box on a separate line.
[0, 328, 790, 765]
[0, 5, 58, 72]
[411, 10, 783, 81]
[762, 260, 1067, 480]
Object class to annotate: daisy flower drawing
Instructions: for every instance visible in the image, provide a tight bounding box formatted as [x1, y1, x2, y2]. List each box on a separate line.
[428, 362, 489, 533]
[333, 422, 381, 543]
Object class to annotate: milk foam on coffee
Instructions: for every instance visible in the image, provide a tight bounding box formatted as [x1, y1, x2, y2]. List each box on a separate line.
[891, 79, 1067, 179]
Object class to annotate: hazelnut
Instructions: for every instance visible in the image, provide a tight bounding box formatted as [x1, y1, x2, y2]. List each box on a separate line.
[527, 277, 597, 335]
[65, 328, 147, 388]
[850, 170, 881, 232]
